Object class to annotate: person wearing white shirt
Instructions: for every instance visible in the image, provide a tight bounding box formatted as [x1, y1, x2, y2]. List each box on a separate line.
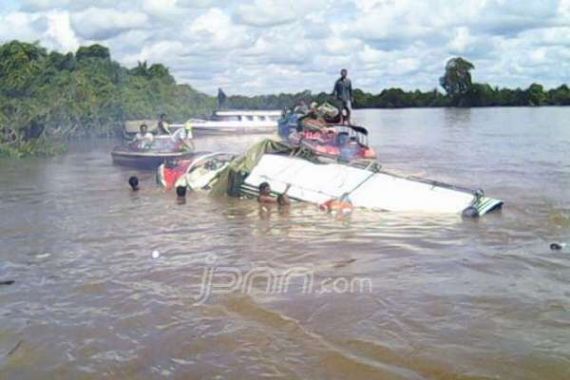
[133, 124, 154, 148]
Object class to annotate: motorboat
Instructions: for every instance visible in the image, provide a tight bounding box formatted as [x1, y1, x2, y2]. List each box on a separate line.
[278, 111, 377, 163]
[111, 136, 194, 169]
[173, 110, 281, 135]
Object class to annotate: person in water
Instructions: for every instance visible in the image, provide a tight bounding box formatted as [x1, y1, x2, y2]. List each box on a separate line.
[176, 185, 187, 204]
[332, 69, 353, 125]
[157, 113, 171, 135]
[128, 176, 140, 191]
[258, 182, 290, 205]
[133, 124, 154, 148]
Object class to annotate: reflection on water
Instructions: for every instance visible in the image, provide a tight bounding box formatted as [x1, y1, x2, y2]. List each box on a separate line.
[1, 108, 569, 379]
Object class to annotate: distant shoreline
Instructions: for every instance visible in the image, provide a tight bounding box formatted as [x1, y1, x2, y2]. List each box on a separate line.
[1, 40, 568, 157]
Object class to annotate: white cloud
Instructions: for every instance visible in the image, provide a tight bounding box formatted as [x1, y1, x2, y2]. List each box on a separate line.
[448, 27, 473, 54]
[45, 10, 78, 51]
[0, 0, 568, 94]
[187, 8, 252, 49]
[235, 0, 327, 27]
[136, 40, 185, 63]
[141, 0, 178, 18]
[0, 11, 44, 42]
[71, 7, 149, 40]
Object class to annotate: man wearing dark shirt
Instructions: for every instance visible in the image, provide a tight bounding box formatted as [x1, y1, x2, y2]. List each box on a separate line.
[332, 69, 353, 125]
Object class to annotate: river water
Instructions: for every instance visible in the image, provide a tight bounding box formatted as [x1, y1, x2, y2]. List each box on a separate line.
[1, 108, 569, 379]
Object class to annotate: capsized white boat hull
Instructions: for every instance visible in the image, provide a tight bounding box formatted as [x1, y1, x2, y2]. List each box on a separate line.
[243, 154, 503, 216]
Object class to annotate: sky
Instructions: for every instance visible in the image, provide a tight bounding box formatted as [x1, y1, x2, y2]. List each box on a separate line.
[0, 0, 568, 95]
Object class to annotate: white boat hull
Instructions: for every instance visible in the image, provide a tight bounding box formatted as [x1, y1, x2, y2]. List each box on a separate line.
[243, 154, 502, 216]
[190, 121, 277, 135]
[170, 121, 276, 135]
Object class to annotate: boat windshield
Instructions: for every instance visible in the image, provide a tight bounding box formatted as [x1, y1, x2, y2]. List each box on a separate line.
[130, 136, 181, 152]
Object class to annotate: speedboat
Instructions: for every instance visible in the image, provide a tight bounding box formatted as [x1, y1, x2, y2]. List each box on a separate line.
[210, 139, 503, 217]
[172, 110, 281, 135]
[288, 125, 377, 163]
[111, 136, 194, 169]
[278, 111, 377, 163]
[157, 152, 236, 190]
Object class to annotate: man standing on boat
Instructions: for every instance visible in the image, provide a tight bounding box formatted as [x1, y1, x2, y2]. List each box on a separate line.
[217, 88, 227, 110]
[332, 69, 353, 125]
[157, 113, 171, 135]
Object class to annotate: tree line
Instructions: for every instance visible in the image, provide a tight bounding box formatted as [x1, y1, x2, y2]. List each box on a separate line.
[226, 57, 569, 109]
[0, 40, 568, 157]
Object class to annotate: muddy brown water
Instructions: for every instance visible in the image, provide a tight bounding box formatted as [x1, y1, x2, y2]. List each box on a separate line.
[1, 108, 569, 379]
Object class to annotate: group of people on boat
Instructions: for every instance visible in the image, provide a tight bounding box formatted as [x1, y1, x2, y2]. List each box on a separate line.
[131, 113, 193, 150]
[279, 69, 376, 164]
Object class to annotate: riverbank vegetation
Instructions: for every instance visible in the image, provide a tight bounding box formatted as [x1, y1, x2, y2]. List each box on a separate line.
[0, 41, 213, 157]
[0, 41, 568, 157]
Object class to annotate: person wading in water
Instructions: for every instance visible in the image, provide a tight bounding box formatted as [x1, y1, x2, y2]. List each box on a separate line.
[258, 182, 291, 206]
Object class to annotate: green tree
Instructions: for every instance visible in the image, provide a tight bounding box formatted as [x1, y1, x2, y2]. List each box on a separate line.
[439, 57, 475, 97]
[547, 85, 570, 105]
[76, 44, 110, 61]
[527, 83, 546, 106]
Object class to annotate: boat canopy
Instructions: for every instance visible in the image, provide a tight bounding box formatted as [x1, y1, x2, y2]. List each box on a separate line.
[348, 125, 368, 136]
[209, 139, 320, 196]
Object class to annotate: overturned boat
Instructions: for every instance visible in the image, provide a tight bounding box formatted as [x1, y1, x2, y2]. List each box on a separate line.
[211, 140, 503, 217]
[157, 152, 236, 190]
[111, 136, 194, 169]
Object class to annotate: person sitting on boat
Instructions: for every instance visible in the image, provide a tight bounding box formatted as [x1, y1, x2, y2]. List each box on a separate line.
[323, 129, 336, 144]
[258, 182, 290, 206]
[332, 69, 353, 125]
[340, 135, 361, 162]
[294, 100, 309, 115]
[157, 113, 171, 135]
[133, 124, 154, 149]
[165, 120, 194, 150]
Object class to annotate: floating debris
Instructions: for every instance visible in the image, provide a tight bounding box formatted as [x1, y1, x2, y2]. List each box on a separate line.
[550, 243, 566, 251]
[7, 340, 22, 356]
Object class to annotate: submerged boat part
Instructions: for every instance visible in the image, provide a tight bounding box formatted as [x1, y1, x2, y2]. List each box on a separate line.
[241, 154, 503, 217]
[157, 152, 236, 190]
